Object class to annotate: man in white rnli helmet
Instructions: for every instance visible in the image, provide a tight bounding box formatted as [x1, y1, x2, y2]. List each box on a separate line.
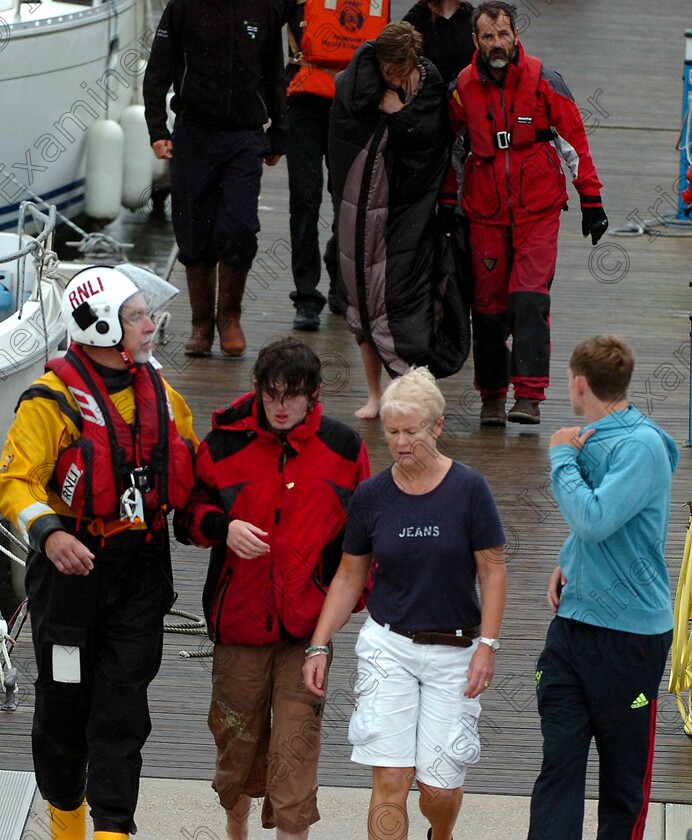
[0, 265, 198, 840]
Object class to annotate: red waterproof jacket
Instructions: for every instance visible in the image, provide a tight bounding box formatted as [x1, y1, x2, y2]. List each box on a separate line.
[181, 393, 370, 645]
[443, 43, 603, 225]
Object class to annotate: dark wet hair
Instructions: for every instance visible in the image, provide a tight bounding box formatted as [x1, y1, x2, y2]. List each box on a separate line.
[253, 337, 322, 400]
[472, 1, 518, 33]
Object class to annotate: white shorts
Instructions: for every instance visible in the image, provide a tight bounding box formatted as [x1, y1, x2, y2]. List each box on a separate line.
[348, 616, 482, 788]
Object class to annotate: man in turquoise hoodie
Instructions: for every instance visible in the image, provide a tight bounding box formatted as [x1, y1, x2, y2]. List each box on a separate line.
[528, 334, 678, 840]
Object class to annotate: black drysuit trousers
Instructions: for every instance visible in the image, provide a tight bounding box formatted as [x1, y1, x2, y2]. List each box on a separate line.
[26, 526, 174, 834]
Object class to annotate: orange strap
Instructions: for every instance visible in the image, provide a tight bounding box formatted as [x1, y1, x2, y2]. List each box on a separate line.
[87, 517, 138, 539]
[288, 55, 338, 77]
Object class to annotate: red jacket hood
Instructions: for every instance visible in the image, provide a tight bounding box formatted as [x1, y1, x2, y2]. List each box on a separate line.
[211, 390, 324, 451]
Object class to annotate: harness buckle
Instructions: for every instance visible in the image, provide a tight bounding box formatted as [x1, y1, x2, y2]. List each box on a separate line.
[120, 484, 145, 524]
[496, 130, 511, 150]
[131, 465, 152, 493]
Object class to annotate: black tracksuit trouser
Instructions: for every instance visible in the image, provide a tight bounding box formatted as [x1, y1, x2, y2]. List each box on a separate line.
[528, 617, 671, 840]
[26, 528, 174, 834]
[286, 93, 337, 312]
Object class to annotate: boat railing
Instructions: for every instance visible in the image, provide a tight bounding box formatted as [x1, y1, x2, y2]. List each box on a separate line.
[9, 0, 102, 20]
[1, 201, 60, 310]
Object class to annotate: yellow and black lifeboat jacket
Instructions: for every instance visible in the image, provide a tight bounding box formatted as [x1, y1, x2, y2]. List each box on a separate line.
[285, 0, 390, 100]
[0, 343, 197, 551]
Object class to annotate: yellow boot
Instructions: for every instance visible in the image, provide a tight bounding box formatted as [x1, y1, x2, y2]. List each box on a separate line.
[93, 833, 128, 839]
[48, 801, 87, 840]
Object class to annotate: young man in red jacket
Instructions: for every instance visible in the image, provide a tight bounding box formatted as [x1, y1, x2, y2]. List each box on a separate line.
[442, 0, 608, 426]
[178, 337, 370, 840]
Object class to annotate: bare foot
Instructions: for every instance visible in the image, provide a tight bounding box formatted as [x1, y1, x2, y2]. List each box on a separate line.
[355, 399, 380, 420]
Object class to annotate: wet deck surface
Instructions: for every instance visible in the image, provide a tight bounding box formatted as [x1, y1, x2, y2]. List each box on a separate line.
[3, 0, 692, 807]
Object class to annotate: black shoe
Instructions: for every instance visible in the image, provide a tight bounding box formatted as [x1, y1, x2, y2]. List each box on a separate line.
[507, 397, 541, 424]
[293, 307, 320, 331]
[327, 291, 346, 315]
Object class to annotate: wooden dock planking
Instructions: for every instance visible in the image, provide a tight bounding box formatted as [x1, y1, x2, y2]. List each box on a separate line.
[3, 0, 692, 809]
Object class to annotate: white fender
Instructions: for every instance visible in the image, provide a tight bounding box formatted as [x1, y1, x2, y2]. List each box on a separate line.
[121, 104, 154, 210]
[85, 120, 124, 221]
[151, 152, 167, 181]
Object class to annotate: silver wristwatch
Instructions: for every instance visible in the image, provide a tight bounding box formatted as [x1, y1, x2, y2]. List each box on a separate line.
[478, 636, 501, 652]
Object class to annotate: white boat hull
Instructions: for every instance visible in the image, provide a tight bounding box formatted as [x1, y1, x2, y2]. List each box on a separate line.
[0, 0, 148, 230]
[0, 291, 66, 437]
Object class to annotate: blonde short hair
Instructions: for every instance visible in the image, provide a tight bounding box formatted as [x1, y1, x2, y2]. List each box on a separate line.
[380, 366, 445, 425]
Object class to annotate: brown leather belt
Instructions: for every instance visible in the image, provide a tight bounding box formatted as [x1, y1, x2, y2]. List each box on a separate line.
[370, 615, 479, 648]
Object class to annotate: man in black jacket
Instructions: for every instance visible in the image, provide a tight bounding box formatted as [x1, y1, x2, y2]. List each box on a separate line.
[144, 0, 288, 359]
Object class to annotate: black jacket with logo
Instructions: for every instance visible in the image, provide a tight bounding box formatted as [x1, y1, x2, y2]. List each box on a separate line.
[143, 0, 288, 153]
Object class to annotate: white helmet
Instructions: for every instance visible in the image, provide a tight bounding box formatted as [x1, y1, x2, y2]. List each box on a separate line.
[61, 264, 179, 347]
[62, 265, 139, 347]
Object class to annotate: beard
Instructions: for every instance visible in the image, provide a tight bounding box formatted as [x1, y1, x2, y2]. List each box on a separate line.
[486, 45, 516, 69]
[130, 346, 153, 364]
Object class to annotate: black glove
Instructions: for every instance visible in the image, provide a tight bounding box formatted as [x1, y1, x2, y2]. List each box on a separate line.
[580, 196, 609, 245]
[437, 203, 457, 237]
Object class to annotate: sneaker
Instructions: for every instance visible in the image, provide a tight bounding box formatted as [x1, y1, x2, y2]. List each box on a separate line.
[293, 307, 320, 332]
[507, 397, 541, 424]
[480, 397, 507, 427]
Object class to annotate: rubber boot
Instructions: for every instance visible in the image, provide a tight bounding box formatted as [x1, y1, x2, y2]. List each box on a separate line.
[216, 263, 247, 357]
[184, 263, 217, 357]
[93, 833, 128, 839]
[48, 801, 87, 840]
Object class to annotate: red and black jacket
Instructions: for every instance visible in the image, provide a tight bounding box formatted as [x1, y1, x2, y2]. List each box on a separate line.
[48, 344, 195, 522]
[179, 392, 370, 645]
[443, 42, 603, 226]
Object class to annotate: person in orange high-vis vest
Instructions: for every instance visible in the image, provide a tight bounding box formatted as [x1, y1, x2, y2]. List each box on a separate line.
[281, 0, 390, 331]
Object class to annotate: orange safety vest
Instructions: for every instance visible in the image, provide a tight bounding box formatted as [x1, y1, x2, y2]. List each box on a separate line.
[287, 0, 389, 99]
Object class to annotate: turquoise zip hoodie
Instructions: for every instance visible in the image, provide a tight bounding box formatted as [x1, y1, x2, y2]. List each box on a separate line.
[550, 403, 678, 634]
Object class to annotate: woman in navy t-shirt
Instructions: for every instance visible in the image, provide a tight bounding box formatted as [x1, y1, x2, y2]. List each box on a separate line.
[303, 366, 506, 840]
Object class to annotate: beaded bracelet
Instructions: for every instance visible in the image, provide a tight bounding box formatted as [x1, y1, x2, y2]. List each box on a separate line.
[304, 644, 329, 659]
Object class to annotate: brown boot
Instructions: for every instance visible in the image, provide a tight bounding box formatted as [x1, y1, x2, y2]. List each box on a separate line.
[184, 263, 217, 356]
[480, 397, 507, 427]
[217, 264, 247, 357]
[507, 397, 541, 424]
